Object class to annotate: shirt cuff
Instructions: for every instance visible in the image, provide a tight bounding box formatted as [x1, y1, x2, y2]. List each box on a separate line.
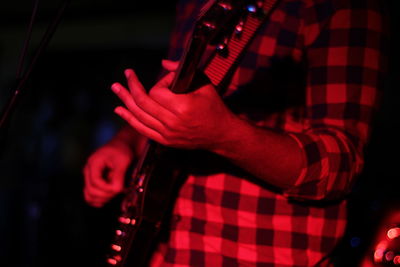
[283, 129, 362, 201]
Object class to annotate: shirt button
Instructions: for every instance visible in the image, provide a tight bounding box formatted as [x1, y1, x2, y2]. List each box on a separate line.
[171, 214, 182, 227]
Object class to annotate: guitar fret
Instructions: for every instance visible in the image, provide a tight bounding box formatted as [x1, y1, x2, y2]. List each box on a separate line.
[205, 13, 266, 87]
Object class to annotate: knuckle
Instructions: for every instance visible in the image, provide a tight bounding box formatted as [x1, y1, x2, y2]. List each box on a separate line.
[128, 116, 137, 126]
[84, 190, 95, 201]
[111, 185, 123, 195]
[108, 189, 119, 196]
[176, 103, 192, 118]
[83, 192, 90, 202]
[163, 119, 178, 131]
[175, 105, 187, 115]
[158, 133, 172, 146]
[162, 131, 181, 147]
[148, 89, 157, 98]
[135, 95, 146, 107]
[90, 177, 102, 187]
[162, 128, 175, 140]
[149, 88, 165, 102]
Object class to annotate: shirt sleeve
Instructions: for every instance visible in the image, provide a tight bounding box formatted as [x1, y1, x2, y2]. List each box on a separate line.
[283, 0, 388, 201]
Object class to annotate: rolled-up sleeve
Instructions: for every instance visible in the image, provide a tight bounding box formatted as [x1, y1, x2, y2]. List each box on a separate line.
[283, 1, 388, 201]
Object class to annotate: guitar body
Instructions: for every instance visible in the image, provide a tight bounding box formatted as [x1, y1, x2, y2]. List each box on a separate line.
[108, 143, 186, 267]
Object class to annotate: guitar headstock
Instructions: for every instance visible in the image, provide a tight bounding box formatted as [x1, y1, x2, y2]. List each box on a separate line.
[193, 0, 264, 35]
[170, 0, 267, 93]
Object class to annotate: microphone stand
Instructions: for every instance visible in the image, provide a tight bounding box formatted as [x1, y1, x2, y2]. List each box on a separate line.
[0, 0, 71, 153]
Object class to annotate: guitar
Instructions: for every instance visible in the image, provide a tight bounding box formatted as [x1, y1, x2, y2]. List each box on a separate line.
[106, 1, 272, 266]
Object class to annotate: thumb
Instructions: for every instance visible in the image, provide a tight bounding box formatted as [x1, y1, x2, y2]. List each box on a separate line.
[161, 59, 179, 72]
[154, 72, 176, 89]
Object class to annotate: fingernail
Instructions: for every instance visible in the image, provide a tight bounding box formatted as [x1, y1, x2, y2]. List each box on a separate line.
[114, 107, 122, 115]
[111, 83, 120, 93]
[124, 69, 132, 78]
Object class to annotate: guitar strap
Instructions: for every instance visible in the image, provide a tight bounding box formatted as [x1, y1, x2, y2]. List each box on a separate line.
[204, 0, 280, 91]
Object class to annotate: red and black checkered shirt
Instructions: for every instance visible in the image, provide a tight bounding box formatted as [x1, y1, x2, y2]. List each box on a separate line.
[150, 0, 388, 266]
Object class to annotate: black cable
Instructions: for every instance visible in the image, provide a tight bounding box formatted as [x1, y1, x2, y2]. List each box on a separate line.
[0, 0, 71, 145]
[16, 0, 40, 80]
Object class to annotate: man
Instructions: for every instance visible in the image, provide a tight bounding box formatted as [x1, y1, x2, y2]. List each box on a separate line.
[83, 0, 387, 265]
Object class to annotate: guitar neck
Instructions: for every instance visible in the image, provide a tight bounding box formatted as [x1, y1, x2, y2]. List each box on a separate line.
[170, 36, 209, 94]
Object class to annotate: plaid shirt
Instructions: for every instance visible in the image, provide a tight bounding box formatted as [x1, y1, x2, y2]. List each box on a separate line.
[150, 0, 387, 266]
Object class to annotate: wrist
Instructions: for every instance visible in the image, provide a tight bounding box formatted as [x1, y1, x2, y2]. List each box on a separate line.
[208, 114, 249, 157]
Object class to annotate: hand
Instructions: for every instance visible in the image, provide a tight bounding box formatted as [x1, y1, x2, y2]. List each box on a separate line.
[83, 139, 134, 207]
[110, 61, 237, 151]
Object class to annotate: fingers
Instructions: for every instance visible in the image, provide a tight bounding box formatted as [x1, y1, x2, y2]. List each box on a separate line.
[121, 69, 177, 123]
[84, 187, 107, 208]
[161, 59, 179, 72]
[112, 70, 184, 142]
[111, 82, 166, 133]
[85, 161, 118, 195]
[84, 165, 109, 207]
[83, 157, 125, 207]
[114, 106, 168, 145]
[153, 71, 176, 90]
[148, 73, 182, 111]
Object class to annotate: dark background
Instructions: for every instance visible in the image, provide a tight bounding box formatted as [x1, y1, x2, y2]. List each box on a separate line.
[0, 1, 398, 266]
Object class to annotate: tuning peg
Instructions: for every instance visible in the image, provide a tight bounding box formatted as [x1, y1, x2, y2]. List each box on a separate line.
[218, 2, 232, 11]
[234, 20, 244, 38]
[246, 0, 264, 16]
[216, 37, 229, 57]
[246, 4, 257, 13]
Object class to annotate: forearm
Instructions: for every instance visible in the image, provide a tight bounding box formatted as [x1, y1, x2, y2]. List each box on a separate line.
[210, 116, 303, 190]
